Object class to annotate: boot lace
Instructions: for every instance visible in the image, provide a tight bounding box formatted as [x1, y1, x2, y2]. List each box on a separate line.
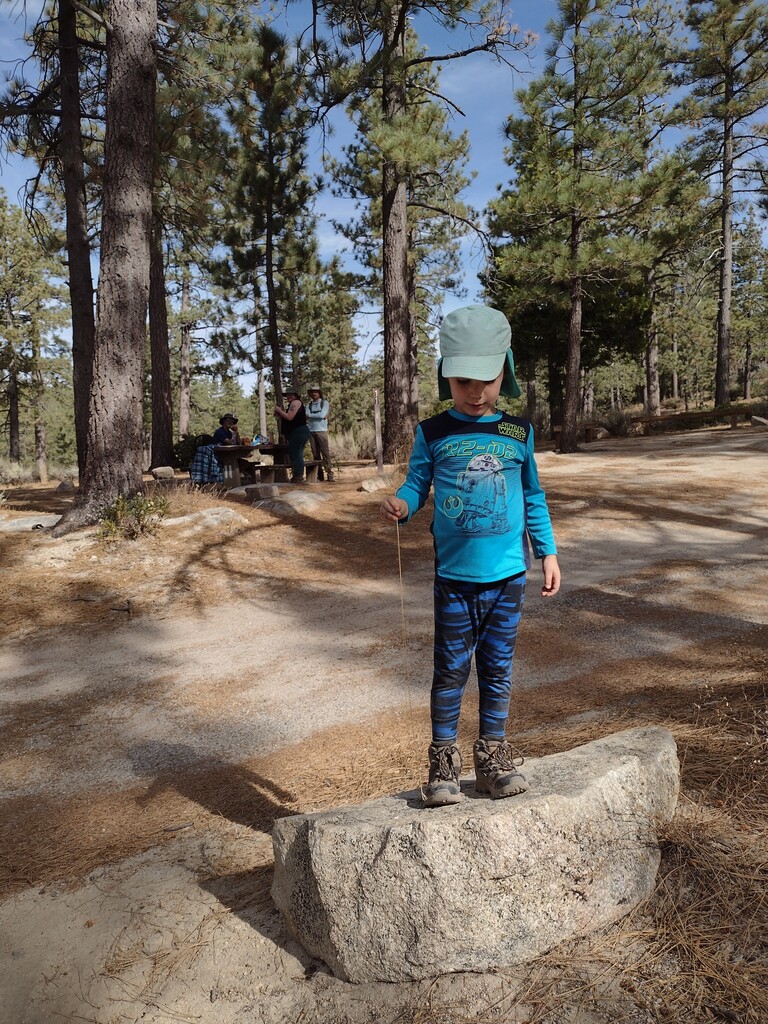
[430, 744, 461, 783]
[487, 740, 525, 774]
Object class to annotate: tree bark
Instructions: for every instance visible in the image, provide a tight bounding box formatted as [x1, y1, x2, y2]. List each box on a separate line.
[672, 336, 678, 400]
[561, 13, 583, 456]
[59, 0, 96, 479]
[547, 344, 563, 433]
[561, 270, 582, 452]
[56, 0, 157, 532]
[149, 221, 175, 467]
[178, 261, 191, 438]
[715, 81, 734, 407]
[7, 366, 20, 461]
[743, 338, 751, 400]
[381, 6, 414, 463]
[644, 267, 660, 415]
[35, 420, 48, 485]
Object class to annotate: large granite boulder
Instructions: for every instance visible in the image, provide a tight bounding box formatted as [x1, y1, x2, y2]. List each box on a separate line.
[271, 726, 679, 983]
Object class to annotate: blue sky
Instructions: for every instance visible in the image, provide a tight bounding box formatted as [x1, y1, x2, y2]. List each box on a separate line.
[0, 1, 559, 344]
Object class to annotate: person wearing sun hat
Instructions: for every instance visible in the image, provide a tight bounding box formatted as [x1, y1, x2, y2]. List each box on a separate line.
[305, 385, 335, 482]
[379, 304, 561, 808]
[213, 413, 240, 446]
[274, 386, 311, 483]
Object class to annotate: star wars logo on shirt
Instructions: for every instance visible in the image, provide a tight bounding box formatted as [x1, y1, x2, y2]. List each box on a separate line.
[497, 420, 528, 442]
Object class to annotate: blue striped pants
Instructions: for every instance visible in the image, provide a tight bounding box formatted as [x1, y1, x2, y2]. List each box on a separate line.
[431, 574, 525, 744]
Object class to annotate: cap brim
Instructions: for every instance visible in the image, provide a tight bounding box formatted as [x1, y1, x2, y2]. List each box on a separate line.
[437, 351, 521, 401]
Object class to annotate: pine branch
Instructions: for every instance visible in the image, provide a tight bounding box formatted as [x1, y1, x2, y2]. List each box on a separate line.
[71, 1, 113, 35]
[408, 200, 488, 246]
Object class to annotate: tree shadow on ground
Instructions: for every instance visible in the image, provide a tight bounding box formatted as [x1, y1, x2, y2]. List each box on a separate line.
[129, 741, 296, 834]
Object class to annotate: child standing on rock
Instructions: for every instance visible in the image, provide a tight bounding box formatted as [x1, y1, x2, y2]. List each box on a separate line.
[379, 305, 561, 807]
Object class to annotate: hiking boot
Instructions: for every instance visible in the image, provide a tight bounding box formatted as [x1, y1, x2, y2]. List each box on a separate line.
[473, 738, 529, 799]
[423, 743, 463, 807]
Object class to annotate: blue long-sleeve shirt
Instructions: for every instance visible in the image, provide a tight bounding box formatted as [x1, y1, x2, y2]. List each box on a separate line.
[396, 409, 557, 584]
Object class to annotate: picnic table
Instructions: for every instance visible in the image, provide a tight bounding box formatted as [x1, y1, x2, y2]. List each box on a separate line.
[213, 445, 259, 488]
[215, 442, 324, 488]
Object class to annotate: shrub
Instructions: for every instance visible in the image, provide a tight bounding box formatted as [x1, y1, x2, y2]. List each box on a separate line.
[99, 493, 170, 541]
[329, 424, 377, 461]
[172, 434, 200, 471]
[599, 408, 633, 436]
[47, 463, 78, 484]
[0, 458, 36, 486]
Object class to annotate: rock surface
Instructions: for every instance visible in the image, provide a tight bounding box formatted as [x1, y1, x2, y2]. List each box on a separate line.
[0, 513, 63, 532]
[359, 475, 392, 492]
[244, 483, 281, 500]
[272, 726, 680, 983]
[162, 508, 249, 534]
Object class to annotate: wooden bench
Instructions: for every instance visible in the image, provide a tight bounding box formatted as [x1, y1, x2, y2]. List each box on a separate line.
[242, 460, 323, 484]
[303, 461, 323, 483]
[631, 408, 749, 434]
[551, 423, 599, 447]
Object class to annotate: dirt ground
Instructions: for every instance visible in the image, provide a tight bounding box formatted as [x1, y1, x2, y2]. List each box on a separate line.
[1, 426, 767, 1024]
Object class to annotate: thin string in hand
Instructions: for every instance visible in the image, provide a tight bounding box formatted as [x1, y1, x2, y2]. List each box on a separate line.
[395, 520, 407, 647]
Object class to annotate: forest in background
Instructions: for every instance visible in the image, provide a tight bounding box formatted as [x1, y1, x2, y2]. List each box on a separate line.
[1, 0, 768, 522]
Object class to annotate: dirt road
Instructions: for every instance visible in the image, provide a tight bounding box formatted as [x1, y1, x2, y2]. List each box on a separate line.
[1, 426, 766, 1024]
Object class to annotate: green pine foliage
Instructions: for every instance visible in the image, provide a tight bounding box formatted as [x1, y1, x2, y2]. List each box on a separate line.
[0, 190, 69, 463]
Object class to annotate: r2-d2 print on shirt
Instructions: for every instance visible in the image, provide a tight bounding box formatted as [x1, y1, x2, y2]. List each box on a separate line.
[444, 452, 508, 535]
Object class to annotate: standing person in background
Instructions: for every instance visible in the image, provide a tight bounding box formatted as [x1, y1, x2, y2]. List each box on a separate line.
[306, 385, 335, 482]
[275, 387, 311, 483]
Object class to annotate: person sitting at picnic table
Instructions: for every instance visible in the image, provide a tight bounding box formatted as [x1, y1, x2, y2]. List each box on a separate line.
[213, 413, 240, 446]
[274, 386, 311, 483]
[189, 434, 224, 486]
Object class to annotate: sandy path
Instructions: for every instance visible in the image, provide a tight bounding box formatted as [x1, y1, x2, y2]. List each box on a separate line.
[1, 426, 767, 1024]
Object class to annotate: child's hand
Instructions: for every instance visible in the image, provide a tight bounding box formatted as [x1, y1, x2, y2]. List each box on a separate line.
[541, 554, 561, 597]
[380, 495, 408, 523]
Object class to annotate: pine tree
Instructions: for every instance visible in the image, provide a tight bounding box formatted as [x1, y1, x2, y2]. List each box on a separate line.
[213, 23, 320, 405]
[327, 30, 475, 425]
[56, 0, 157, 532]
[682, 0, 768, 405]
[0, 190, 68, 463]
[309, 0, 529, 460]
[487, 0, 692, 451]
[731, 213, 768, 400]
[149, 2, 257, 463]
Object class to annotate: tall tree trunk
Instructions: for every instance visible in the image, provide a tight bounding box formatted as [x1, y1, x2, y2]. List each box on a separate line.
[644, 268, 660, 416]
[562, 269, 582, 453]
[7, 366, 20, 461]
[715, 84, 734, 407]
[56, 0, 157, 532]
[672, 336, 678, 399]
[407, 239, 418, 414]
[743, 337, 751, 400]
[149, 221, 174, 467]
[381, 6, 413, 462]
[32, 341, 48, 483]
[264, 169, 283, 413]
[178, 262, 191, 438]
[35, 420, 48, 485]
[59, 0, 96, 479]
[582, 371, 594, 419]
[547, 344, 563, 433]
